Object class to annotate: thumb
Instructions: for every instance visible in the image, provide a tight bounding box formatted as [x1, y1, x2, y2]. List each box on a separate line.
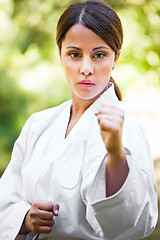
[51, 202, 60, 216]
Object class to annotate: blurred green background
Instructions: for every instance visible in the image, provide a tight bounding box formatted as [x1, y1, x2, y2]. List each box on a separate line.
[0, 0, 159, 239]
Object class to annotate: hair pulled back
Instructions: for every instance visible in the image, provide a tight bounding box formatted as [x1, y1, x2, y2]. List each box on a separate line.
[56, 0, 123, 100]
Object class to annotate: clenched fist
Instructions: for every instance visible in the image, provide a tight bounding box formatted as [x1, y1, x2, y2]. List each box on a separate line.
[96, 103, 125, 160]
[25, 201, 60, 234]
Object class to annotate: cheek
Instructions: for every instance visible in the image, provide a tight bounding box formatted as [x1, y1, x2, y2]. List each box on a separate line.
[62, 63, 71, 77]
[63, 62, 79, 81]
[99, 62, 113, 76]
[63, 59, 76, 72]
[62, 62, 77, 84]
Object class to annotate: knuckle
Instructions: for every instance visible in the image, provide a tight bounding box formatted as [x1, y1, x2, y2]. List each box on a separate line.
[44, 226, 53, 233]
[30, 210, 37, 218]
[31, 218, 37, 226]
[47, 219, 54, 226]
[100, 120, 105, 128]
[48, 201, 53, 208]
[32, 202, 38, 208]
[48, 212, 54, 219]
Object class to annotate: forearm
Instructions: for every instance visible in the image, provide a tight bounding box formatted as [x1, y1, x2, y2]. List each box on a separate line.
[105, 150, 129, 197]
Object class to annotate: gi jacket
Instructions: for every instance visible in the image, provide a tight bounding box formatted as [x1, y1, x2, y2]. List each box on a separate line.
[0, 83, 158, 240]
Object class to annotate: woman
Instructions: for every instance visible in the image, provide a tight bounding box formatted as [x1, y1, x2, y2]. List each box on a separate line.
[0, 0, 158, 239]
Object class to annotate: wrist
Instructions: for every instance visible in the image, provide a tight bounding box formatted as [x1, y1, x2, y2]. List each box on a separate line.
[19, 211, 30, 235]
[25, 210, 31, 233]
[107, 146, 126, 165]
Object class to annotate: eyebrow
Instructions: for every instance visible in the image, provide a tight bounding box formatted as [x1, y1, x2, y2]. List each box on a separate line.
[66, 46, 109, 51]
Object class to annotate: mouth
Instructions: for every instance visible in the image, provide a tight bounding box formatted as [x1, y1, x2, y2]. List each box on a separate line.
[78, 80, 95, 87]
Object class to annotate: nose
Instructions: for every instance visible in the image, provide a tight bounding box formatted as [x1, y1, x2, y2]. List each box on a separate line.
[80, 56, 93, 76]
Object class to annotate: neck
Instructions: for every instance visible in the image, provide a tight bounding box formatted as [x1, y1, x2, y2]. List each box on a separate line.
[71, 95, 96, 118]
[70, 86, 108, 117]
[65, 94, 94, 138]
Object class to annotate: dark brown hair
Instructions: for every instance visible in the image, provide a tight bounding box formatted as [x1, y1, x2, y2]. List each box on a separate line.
[56, 0, 123, 100]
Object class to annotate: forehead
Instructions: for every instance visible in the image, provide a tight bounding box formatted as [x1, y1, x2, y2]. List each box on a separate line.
[62, 24, 109, 49]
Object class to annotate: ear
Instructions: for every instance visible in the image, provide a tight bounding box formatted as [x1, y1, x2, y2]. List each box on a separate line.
[112, 49, 121, 70]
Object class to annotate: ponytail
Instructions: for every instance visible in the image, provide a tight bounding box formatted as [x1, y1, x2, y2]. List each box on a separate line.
[109, 77, 122, 101]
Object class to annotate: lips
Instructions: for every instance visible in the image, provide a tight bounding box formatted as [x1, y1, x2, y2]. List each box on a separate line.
[78, 80, 95, 86]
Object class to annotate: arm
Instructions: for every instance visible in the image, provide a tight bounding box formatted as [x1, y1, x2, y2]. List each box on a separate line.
[96, 104, 129, 197]
[81, 103, 158, 239]
[105, 151, 129, 197]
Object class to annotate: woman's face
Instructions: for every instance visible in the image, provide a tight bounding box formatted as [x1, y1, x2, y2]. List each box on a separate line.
[60, 24, 119, 100]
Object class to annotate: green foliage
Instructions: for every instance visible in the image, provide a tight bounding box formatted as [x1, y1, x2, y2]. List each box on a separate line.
[0, 68, 30, 168]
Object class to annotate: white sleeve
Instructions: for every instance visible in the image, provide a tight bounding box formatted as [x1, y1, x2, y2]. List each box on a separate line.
[0, 114, 35, 240]
[81, 120, 158, 239]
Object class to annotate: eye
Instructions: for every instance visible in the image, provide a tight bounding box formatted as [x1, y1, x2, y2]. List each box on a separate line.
[68, 52, 81, 58]
[93, 52, 106, 59]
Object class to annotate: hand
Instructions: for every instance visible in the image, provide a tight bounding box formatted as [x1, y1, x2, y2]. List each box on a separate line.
[25, 201, 60, 234]
[96, 103, 125, 160]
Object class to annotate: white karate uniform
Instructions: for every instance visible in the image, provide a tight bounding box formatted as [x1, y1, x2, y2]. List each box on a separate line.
[0, 83, 158, 240]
